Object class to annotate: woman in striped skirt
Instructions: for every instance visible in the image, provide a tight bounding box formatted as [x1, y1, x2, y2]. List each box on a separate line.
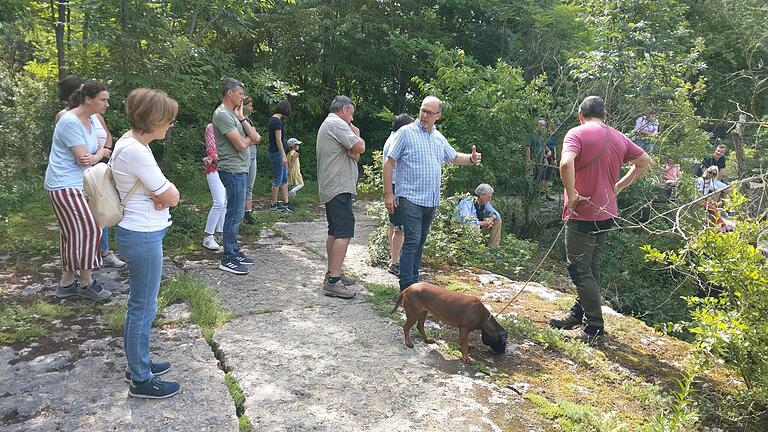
[44, 81, 113, 301]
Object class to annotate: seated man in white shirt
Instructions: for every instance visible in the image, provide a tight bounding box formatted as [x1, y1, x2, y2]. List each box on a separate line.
[456, 183, 502, 247]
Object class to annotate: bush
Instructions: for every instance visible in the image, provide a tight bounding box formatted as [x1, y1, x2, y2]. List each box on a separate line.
[366, 194, 536, 276]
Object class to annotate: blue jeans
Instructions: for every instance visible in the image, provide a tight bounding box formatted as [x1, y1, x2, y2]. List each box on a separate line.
[398, 197, 436, 291]
[100, 227, 109, 252]
[268, 151, 288, 186]
[116, 225, 166, 382]
[218, 170, 247, 261]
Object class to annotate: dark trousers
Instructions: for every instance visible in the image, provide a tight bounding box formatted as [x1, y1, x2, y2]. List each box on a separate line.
[564, 219, 611, 334]
[398, 197, 436, 291]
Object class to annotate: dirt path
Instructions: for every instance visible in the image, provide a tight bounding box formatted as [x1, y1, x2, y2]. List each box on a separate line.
[2, 201, 539, 431]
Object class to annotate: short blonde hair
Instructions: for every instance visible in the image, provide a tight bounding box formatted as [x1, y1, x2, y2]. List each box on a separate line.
[125, 88, 178, 134]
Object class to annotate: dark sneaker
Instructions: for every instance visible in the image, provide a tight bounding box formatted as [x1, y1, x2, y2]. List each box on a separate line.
[323, 279, 355, 299]
[78, 280, 112, 301]
[549, 312, 583, 330]
[270, 202, 284, 212]
[219, 259, 249, 275]
[325, 271, 356, 286]
[124, 360, 171, 383]
[562, 328, 606, 348]
[235, 252, 255, 265]
[55, 281, 79, 298]
[284, 202, 295, 212]
[243, 211, 256, 225]
[129, 376, 180, 399]
[387, 263, 400, 276]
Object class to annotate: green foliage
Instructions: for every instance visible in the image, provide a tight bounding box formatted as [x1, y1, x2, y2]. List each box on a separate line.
[367, 194, 535, 276]
[0, 302, 75, 344]
[359, 150, 384, 196]
[364, 283, 401, 319]
[416, 48, 553, 194]
[158, 274, 231, 331]
[645, 203, 768, 427]
[525, 393, 629, 432]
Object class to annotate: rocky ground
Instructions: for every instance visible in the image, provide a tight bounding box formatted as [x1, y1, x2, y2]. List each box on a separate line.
[2, 202, 554, 431]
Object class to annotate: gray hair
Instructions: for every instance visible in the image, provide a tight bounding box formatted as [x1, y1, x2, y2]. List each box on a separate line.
[221, 78, 244, 97]
[474, 183, 494, 195]
[329, 95, 355, 113]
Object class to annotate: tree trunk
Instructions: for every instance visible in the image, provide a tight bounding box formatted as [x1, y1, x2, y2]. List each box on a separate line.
[731, 113, 747, 178]
[119, 0, 129, 87]
[52, 0, 68, 80]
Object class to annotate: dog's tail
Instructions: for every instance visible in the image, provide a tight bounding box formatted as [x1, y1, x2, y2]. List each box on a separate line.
[391, 291, 404, 314]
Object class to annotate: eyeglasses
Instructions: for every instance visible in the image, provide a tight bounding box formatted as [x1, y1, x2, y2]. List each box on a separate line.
[420, 109, 440, 117]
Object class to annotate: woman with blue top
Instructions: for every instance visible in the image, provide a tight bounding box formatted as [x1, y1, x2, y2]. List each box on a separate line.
[112, 88, 180, 399]
[45, 80, 113, 301]
[56, 76, 126, 268]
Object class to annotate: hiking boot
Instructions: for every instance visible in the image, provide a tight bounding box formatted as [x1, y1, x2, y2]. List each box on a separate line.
[323, 278, 355, 299]
[235, 252, 255, 265]
[78, 280, 112, 301]
[55, 280, 79, 298]
[219, 259, 249, 275]
[562, 328, 606, 348]
[243, 211, 256, 225]
[325, 271, 356, 286]
[128, 376, 180, 399]
[387, 263, 400, 276]
[202, 236, 223, 253]
[101, 251, 126, 268]
[124, 360, 171, 383]
[549, 312, 583, 330]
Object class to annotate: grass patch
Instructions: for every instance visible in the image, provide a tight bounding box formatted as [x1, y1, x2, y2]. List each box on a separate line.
[446, 281, 471, 292]
[365, 283, 400, 318]
[158, 274, 231, 331]
[525, 393, 630, 431]
[499, 314, 597, 366]
[104, 274, 230, 337]
[225, 372, 253, 431]
[0, 302, 75, 344]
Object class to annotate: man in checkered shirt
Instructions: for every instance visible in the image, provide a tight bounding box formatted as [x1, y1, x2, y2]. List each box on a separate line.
[383, 96, 482, 291]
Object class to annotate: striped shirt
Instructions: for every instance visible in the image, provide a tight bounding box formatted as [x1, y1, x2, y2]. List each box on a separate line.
[387, 122, 458, 207]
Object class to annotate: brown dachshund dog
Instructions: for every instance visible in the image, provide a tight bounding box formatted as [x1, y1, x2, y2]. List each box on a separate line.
[392, 282, 507, 364]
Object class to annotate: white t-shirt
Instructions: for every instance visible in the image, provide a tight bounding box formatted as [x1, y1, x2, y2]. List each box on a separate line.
[112, 135, 172, 232]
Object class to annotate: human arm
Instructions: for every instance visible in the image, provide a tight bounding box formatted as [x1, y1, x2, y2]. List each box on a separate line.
[456, 199, 480, 227]
[235, 104, 261, 146]
[347, 123, 365, 158]
[383, 157, 396, 213]
[615, 152, 652, 195]
[559, 150, 590, 217]
[274, 128, 288, 166]
[452, 145, 481, 166]
[150, 183, 180, 210]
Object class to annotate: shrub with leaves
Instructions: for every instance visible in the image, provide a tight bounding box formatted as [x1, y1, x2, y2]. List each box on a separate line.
[367, 194, 535, 276]
[643, 191, 768, 428]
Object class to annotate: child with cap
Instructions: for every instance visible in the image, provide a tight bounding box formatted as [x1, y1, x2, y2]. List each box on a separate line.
[286, 138, 304, 199]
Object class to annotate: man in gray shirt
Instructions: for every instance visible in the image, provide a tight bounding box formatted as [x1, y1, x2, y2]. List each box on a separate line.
[316, 95, 365, 298]
[213, 78, 261, 275]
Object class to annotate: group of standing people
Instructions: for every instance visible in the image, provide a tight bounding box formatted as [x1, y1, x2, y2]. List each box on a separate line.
[46, 77, 182, 398]
[202, 80, 305, 274]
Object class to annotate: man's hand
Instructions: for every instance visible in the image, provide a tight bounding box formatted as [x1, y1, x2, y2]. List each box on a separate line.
[281, 153, 288, 166]
[350, 123, 360, 136]
[347, 150, 360, 161]
[234, 104, 244, 120]
[566, 192, 590, 218]
[470, 145, 482, 165]
[384, 192, 396, 214]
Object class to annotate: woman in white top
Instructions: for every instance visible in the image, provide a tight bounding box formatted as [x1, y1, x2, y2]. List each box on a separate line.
[112, 88, 180, 399]
[56, 76, 126, 269]
[46, 80, 113, 301]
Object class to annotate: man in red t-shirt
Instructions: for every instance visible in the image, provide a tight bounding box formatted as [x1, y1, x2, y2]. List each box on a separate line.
[549, 96, 651, 347]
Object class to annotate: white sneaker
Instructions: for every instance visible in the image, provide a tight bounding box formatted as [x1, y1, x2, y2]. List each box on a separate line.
[203, 236, 223, 253]
[102, 251, 126, 268]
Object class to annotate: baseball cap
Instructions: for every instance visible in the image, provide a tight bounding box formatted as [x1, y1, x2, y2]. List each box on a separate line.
[287, 138, 302, 146]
